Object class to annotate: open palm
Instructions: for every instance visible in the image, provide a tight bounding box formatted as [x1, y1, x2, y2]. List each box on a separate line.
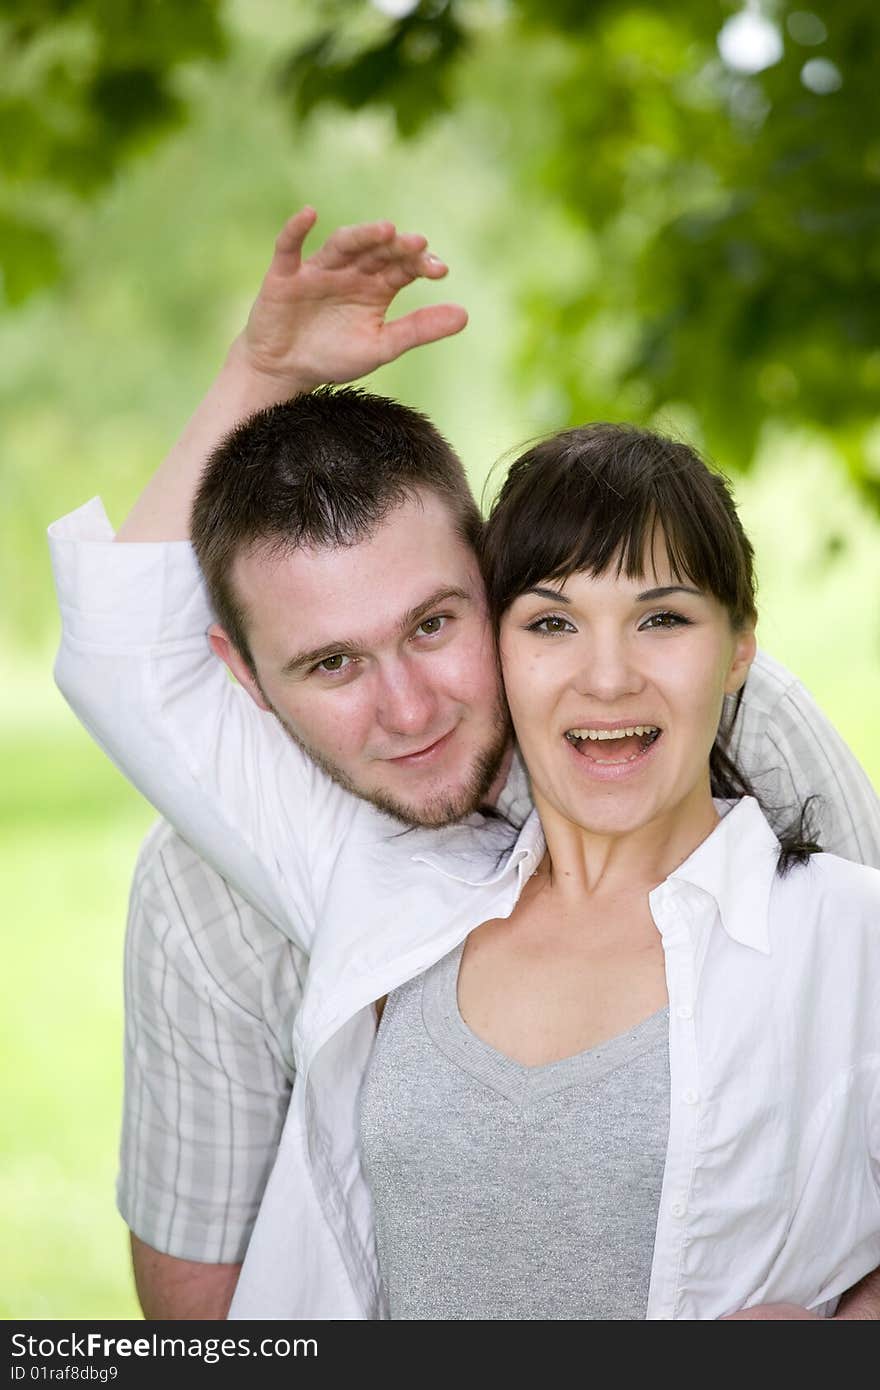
[241, 207, 469, 391]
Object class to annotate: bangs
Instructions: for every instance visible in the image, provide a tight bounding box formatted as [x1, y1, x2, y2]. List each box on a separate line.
[482, 425, 756, 628]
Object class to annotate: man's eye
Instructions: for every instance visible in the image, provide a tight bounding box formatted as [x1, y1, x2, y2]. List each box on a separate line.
[316, 653, 351, 673]
[416, 615, 447, 637]
[640, 611, 691, 631]
[526, 614, 575, 636]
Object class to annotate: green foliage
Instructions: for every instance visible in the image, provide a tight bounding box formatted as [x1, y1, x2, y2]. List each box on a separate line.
[280, 0, 880, 497]
[0, 0, 226, 301]
[0, 210, 61, 303]
[4, 0, 879, 495]
[284, 3, 467, 137]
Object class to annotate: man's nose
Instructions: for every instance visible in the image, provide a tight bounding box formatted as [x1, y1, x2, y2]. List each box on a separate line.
[376, 657, 439, 736]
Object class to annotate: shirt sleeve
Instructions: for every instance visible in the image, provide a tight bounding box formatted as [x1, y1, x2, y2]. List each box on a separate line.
[118, 821, 307, 1264]
[724, 650, 880, 868]
[49, 499, 347, 950]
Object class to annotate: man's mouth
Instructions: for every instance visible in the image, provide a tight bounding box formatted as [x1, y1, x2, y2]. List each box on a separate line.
[385, 728, 456, 765]
[564, 725, 661, 765]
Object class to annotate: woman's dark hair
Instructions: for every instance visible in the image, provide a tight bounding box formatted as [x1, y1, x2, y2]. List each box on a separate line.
[481, 423, 819, 873]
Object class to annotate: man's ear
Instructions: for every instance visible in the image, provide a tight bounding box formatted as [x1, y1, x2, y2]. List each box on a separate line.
[724, 626, 757, 696]
[208, 624, 271, 712]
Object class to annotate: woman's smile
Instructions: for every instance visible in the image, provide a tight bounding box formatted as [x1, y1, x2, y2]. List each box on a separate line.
[564, 722, 663, 776]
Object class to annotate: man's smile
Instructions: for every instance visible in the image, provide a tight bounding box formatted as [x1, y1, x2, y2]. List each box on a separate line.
[383, 727, 458, 767]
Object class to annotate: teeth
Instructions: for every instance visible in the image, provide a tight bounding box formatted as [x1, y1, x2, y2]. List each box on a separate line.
[566, 725, 659, 742]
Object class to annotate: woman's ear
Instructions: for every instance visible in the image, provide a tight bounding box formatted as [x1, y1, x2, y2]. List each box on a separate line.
[208, 624, 272, 712]
[724, 626, 757, 696]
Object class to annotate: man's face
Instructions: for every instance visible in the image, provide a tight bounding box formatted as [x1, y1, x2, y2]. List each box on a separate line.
[212, 490, 511, 827]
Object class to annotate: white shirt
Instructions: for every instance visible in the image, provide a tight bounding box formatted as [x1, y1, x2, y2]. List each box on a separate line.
[232, 796, 880, 1320]
[49, 500, 880, 1318]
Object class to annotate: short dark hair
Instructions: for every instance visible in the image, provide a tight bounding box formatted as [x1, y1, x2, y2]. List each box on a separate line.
[191, 386, 482, 671]
[481, 422, 757, 632]
[481, 422, 819, 872]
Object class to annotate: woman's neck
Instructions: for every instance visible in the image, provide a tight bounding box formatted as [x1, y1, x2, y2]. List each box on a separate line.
[533, 780, 721, 902]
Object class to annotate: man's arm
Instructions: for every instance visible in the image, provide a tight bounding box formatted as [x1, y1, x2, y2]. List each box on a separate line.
[121, 822, 305, 1320]
[721, 1264, 880, 1319]
[726, 650, 880, 868]
[834, 1266, 880, 1319]
[52, 210, 465, 941]
[116, 207, 467, 542]
[130, 1238, 240, 1321]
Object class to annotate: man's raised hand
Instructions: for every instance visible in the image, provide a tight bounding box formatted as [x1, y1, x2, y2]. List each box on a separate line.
[237, 207, 469, 392]
[114, 207, 467, 543]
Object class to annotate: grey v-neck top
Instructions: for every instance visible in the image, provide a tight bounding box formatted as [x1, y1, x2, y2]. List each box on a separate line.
[359, 940, 670, 1320]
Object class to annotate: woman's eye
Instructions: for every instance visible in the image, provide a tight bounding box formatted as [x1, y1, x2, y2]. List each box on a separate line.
[316, 653, 352, 674]
[528, 614, 575, 636]
[416, 615, 446, 637]
[640, 611, 690, 631]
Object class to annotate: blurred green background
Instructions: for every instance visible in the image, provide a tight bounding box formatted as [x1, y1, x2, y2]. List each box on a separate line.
[2, 0, 879, 1318]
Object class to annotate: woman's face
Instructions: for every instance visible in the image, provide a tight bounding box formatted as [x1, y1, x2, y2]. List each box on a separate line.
[499, 552, 756, 843]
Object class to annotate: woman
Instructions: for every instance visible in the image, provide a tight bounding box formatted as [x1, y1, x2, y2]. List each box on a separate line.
[344, 423, 880, 1319]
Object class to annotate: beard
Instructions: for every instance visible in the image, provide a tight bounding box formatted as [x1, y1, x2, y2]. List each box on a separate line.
[265, 698, 512, 829]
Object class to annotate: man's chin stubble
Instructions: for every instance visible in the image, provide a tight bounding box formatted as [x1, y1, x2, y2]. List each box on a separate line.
[270, 707, 512, 829]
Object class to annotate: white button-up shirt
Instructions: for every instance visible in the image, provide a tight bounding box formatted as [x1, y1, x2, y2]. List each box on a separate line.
[49, 501, 880, 1318]
[227, 796, 880, 1320]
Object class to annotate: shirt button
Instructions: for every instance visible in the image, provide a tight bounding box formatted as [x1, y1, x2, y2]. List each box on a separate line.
[670, 1200, 687, 1218]
[682, 1088, 698, 1105]
[675, 1003, 693, 1020]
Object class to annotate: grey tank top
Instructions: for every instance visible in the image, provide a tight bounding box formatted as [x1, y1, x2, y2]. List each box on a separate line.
[359, 939, 670, 1320]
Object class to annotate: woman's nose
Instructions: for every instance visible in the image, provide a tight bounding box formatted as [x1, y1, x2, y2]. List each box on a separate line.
[573, 635, 644, 702]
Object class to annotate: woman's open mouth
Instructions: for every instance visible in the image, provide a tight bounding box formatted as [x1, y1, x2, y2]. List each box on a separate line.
[564, 725, 661, 766]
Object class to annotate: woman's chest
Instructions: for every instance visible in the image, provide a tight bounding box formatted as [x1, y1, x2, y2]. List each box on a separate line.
[457, 897, 668, 1067]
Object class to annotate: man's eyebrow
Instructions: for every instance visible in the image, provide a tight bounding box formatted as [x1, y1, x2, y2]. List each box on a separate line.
[281, 639, 361, 678]
[280, 587, 471, 677]
[398, 587, 471, 635]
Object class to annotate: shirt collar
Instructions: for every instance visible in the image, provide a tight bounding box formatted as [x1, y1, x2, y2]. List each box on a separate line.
[665, 797, 781, 954]
[413, 796, 782, 950]
[410, 807, 545, 887]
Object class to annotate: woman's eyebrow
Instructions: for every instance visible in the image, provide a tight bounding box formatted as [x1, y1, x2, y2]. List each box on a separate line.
[636, 585, 702, 601]
[523, 586, 572, 603]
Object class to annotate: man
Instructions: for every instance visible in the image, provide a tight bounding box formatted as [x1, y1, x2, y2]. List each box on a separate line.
[51, 210, 880, 1318]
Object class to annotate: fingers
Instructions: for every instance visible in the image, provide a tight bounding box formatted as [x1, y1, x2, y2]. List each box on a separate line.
[271, 211, 452, 287]
[318, 221, 449, 282]
[319, 221, 397, 270]
[272, 206, 318, 269]
[379, 303, 469, 364]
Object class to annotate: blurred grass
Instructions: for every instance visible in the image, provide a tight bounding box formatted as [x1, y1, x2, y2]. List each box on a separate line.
[1, 684, 152, 1318]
